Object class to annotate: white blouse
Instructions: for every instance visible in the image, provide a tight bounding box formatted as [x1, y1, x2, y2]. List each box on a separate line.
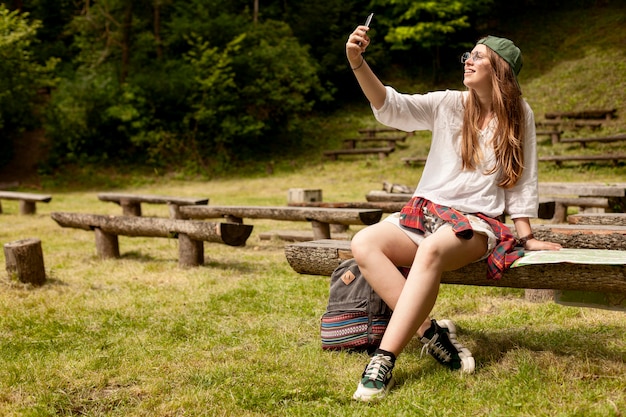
[372, 87, 538, 219]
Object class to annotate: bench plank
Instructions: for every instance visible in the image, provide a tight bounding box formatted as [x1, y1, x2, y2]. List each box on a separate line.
[0, 191, 52, 202]
[545, 109, 617, 120]
[358, 127, 405, 137]
[51, 212, 252, 246]
[343, 136, 406, 149]
[180, 205, 383, 240]
[539, 182, 626, 197]
[288, 201, 406, 213]
[284, 239, 626, 293]
[0, 191, 53, 215]
[559, 134, 626, 148]
[568, 213, 626, 226]
[180, 205, 382, 225]
[539, 154, 626, 165]
[323, 147, 395, 160]
[98, 192, 209, 206]
[98, 192, 209, 218]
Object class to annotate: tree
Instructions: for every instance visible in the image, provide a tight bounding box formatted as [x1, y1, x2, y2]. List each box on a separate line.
[369, 0, 494, 81]
[0, 5, 56, 168]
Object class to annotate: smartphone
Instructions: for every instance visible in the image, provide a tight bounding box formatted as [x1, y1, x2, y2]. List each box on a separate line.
[358, 13, 374, 46]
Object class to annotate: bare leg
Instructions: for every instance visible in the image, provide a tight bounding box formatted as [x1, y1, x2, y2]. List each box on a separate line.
[351, 222, 434, 338]
[380, 226, 487, 356]
[351, 223, 487, 357]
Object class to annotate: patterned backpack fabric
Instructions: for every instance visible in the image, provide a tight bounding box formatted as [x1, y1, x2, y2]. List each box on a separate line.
[320, 259, 393, 353]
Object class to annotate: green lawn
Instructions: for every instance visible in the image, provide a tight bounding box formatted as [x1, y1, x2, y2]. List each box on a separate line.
[1, 162, 625, 416]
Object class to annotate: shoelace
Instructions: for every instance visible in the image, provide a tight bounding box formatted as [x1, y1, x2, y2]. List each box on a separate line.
[364, 356, 392, 382]
[420, 333, 453, 363]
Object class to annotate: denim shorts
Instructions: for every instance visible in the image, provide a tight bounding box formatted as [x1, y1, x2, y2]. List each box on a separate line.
[383, 210, 497, 262]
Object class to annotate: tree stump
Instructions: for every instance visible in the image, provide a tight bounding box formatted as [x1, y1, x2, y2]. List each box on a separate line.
[3, 238, 47, 285]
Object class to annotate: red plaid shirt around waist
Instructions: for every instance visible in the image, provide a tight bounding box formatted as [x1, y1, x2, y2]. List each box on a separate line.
[398, 197, 523, 280]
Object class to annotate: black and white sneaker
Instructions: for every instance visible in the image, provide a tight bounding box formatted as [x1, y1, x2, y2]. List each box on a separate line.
[352, 353, 395, 402]
[420, 319, 475, 373]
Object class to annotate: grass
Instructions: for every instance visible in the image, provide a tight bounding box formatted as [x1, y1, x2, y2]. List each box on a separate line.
[1, 3, 626, 416]
[1, 169, 625, 416]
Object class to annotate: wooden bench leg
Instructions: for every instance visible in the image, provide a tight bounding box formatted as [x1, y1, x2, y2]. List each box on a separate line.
[311, 220, 331, 239]
[19, 200, 36, 215]
[120, 200, 142, 216]
[168, 203, 182, 219]
[3, 238, 46, 285]
[551, 202, 568, 223]
[525, 289, 555, 302]
[550, 132, 560, 145]
[0, 200, 3, 214]
[179, 234, 203, 267]
[94, 228, 120, 259]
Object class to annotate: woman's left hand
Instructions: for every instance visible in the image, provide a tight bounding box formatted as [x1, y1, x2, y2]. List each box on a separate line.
[524, 238, 562, 251]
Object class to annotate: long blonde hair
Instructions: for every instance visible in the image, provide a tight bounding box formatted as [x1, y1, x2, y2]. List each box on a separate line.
[461, 47, 525, 189]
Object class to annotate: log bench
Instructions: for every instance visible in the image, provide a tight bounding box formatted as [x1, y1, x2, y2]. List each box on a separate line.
[568, 213, 626, 226]
[342, 136, 407, 149]
[536, 120, 604, 131]
[97, 192, 209, 219]
[538, 154, 626, 166]
[0, 191, 52, 215]
[538, 197, 611, 223]
[536, 129, 563, 145]
[50, 212, 253, 267]
[365, 189, 625, 224]
[284, 237, 626, 294]
[323, 147, 395, 161]
[358, 127, 406, 137]
[179, 205, 383, 240]
[545, 109, 617, 120]
[288, 201, 406, 213]
[558, 134, 626, 148]
[401, 156, 428, 166]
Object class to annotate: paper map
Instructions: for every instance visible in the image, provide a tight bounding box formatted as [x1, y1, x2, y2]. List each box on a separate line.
[512, 248, 626, 267]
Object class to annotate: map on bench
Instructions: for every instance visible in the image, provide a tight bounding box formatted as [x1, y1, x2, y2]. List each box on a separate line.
[513, 248, 626, 267]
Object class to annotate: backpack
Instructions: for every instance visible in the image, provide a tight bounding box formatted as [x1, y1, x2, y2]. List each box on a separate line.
[320, 258, 393, 353]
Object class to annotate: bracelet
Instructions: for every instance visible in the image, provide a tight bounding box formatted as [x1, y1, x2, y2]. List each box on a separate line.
[351, 56, 364, 71]
[517, 233, 534, 247]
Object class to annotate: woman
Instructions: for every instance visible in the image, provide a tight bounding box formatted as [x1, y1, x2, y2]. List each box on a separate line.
[346, 25, 562, 402]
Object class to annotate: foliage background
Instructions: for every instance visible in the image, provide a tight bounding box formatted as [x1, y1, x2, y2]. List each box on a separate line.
[1, 0, 623, 180]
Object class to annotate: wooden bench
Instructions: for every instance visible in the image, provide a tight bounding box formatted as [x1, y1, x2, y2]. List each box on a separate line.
[545, 109, 617, 120]
[0, 191, 52, 215]
[288, 201, 406, 213]
[342, 136, 407, 149]
[179, 205, 383, 240]
[284, 233, 626, 294]
[401, 156, 428, 166]
[568, 213, 626, 226]
[366, 190, 412, 202]
[539, 154, 626, 166]
[358, 127, 406, 137]
[536, 129, 563, 144]
[50, 212, 253, 267]
[537, 120, 604, 130]
[97, 193, 209, 219]
[538, 197, 611, 223]
[323, 147, 395, 161]
[559, 134, 626, 148]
